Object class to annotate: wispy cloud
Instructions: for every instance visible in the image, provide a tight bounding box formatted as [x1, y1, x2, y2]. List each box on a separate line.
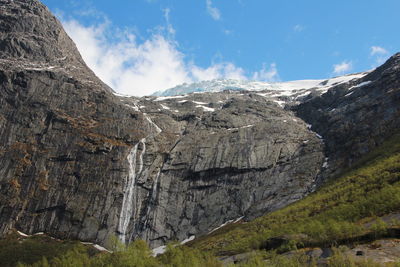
[252, 63, 279, 82]
[223, 29, 233, 35]
[370, 46, 388, 56]
[162, 8, 175, 37]
[293, 24, 304, 32]
[370, 46, 390, 66]
[191, 62, 246, 81]
[333, 61, 352, 75]
[206, 0, 221, 20]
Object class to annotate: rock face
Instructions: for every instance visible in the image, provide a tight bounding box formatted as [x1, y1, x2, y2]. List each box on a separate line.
[0, 0, 153, 245]
[0, 0, 399, 249]
[131, 94, 324, 246]
[295, 53, 400, 181]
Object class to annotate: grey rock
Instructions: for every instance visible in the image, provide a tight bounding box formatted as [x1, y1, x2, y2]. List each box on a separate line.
[294, 53, 400, 182]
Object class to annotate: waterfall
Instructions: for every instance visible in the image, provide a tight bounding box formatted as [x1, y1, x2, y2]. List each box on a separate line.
[118, 143, 138, 243]
[117, 112, 161, 244]
[143, 113, 162, 134]
[137, 138, 146, 175]
[118, 138, 146, 243]
[142, 170, 161, 233]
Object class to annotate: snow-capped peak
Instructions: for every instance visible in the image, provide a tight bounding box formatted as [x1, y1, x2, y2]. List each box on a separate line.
[152, 72, 369, 98]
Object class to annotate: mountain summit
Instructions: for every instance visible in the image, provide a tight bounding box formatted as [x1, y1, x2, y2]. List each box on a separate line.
[153, 72, 368, 98]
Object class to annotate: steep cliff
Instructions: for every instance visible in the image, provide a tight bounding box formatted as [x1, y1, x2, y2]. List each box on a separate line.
[0, 0, 154, 245]
[295, 53, 400, 182]
[0, 0, 399, 250]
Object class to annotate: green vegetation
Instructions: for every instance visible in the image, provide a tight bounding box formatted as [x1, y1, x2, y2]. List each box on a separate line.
[233, 249, 400, 267]
[9, 238, 400, 267]
[10, 238, 400, 267]
[12, 239, 222, 267]
[0, 233, 90, 267]
[189, 134, 400, 255]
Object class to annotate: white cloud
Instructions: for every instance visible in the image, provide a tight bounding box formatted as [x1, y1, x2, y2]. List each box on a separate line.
[333, 61, 352, 75]
[370, 46, 388, 56]
[293, 24, 304, 32]
[223, 29, 233, 35]
[191, 62, 246, 81]
[162, 8, 175, 37]
[63, 19, 190, 96]
[252, 63, 279, 82]
[206, 0, 221, 20]
[62, 18, 266, 96]
[370, 46, 390, 66]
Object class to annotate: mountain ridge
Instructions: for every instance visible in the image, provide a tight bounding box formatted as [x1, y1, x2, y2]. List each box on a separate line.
[152, 72, 369, 97]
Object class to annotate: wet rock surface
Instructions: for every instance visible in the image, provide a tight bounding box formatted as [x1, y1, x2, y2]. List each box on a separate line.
[0, 0, 399, 249]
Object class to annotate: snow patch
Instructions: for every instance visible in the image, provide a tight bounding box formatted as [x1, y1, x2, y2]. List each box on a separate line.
[152, 245, 167, 256]
[273, 100, 285, 107]
[209, 216, 244, 234]
[160, 104, 170, 110]
[180, 235, 195, 245]
[348, 81, 372, 90]
[154, 95, 186, 101]
[113, 92, 132, 98]
[322, 157, 329, 168]
[196, 105, 215, 112]
[125, 104, 139, 111]
[81, 242, 112, 253]
[93, 244, 112, 253]
[26, 66, 58, 71]
[17, 231, 29, 237]
[227, 125, 254, 131]
[192, 101, 208, 105]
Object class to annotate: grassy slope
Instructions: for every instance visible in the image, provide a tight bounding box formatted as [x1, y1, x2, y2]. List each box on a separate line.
[188, 134, 400, 256]
[0, 232, 94, 267]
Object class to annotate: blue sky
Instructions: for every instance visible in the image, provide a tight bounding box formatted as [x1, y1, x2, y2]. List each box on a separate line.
[41, 0, 398, 96]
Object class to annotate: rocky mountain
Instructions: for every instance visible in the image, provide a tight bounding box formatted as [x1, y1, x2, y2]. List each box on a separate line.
[0, 0, 399, 252]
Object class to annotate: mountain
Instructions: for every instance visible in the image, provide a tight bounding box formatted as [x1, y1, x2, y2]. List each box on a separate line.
[1, 1, 400, 263]
[0, 0, 154, 245]
[152, 73, 368, 99]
